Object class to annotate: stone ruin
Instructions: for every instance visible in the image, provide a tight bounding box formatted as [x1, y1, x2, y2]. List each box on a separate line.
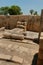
[3, 20, 27, 40]
[0, 10, 43, 65]
[37, 10, 43, 65]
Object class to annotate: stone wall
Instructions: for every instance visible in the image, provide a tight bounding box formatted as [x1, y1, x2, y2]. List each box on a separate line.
[37, 10, 43, 65]
[0, 15, 40, 32]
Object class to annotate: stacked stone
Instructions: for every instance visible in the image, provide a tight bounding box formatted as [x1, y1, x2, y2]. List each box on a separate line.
[37, 10, 43, 65]
[17, 21, 27, 31]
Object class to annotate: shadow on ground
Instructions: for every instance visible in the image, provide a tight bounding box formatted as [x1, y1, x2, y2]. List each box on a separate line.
[33, 38, 39, 44]
[31, 53, 38, 65]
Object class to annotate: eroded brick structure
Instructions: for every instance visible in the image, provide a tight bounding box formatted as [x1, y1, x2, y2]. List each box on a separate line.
[37, 10, 43, 65]
[0, 15, 40, 32]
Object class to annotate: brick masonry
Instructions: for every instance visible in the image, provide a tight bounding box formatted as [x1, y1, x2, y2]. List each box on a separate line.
[0, 15, 40, 32]
[37, 10, 43, 65]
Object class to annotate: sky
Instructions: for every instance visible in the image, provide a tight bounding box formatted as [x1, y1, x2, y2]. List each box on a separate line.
[0, 0, 43, 15]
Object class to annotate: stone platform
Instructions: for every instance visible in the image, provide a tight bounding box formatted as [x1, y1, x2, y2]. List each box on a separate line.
[0, 30, 39, 65]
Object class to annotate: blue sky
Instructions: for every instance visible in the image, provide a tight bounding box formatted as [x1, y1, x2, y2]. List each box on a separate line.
[0, 0, 43, 15]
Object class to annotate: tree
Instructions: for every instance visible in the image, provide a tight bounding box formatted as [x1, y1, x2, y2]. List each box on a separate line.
[0, 10, 4, 15]
[0, 5, 23, 15]
[8, 5, 23, 15]
[34, 11, 38, 15]
[0, 7, 9, 15]
[30, 9, 34, 15]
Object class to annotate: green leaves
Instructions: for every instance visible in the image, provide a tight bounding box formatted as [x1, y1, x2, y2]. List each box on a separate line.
[29, 9, 38, 15]
[0, 5, 23, 15]
[34, 11, 38, 15]
[30, 9, 34, 15]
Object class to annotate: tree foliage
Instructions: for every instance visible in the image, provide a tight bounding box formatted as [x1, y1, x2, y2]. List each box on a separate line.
[34, 11, 38, 15]
[0, 5, 23, 15]
[30, 9, 34, 15]
[29, 9, 38, 15]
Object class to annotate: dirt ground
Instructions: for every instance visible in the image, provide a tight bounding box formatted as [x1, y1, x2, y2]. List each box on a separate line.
[0, 31, 39, 65]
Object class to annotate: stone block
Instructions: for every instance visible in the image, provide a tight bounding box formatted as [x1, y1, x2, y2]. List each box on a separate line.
[17, 25, 25, 29]
[11, 34, 24, 40]
[0, 54, 11, 60]
[12, 55, 23, 64]
[3, 32, 12, 39]
[0, 27, 5, 31]
[11, 28, 24, 34]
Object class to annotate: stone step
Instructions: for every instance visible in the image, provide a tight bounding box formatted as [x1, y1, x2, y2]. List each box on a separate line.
[12, 55, 23, 64]
[0, 54, 11, 60]
[0, 54, 23, 64]
[17, 25, 25, 29]
[17, 21, 27, 25]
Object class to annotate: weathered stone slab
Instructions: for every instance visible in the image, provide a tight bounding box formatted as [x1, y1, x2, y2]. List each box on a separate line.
[3, 32, 12, 39]
[18, 46, 28, 53]
[3, 28, 24, 40]
[40, 37, 43, 40]
[17, 25, 25, 29]
[0, 43, 8, 48]
[11, 28, 24, 34]
[12, 55, 23, 64]
[11, 34, 24, 40]
[0, 60, 20, 65]
[0, 54, 11, 60]
[6, 44, 13, 49]
[24, 31, 38, 40]
[0, 27, 5, 31]
[40, 32, 43, 37]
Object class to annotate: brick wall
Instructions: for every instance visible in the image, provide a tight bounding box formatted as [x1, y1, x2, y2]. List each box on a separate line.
[37, 10, 43, 65]
[0, 15, 40, 32]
